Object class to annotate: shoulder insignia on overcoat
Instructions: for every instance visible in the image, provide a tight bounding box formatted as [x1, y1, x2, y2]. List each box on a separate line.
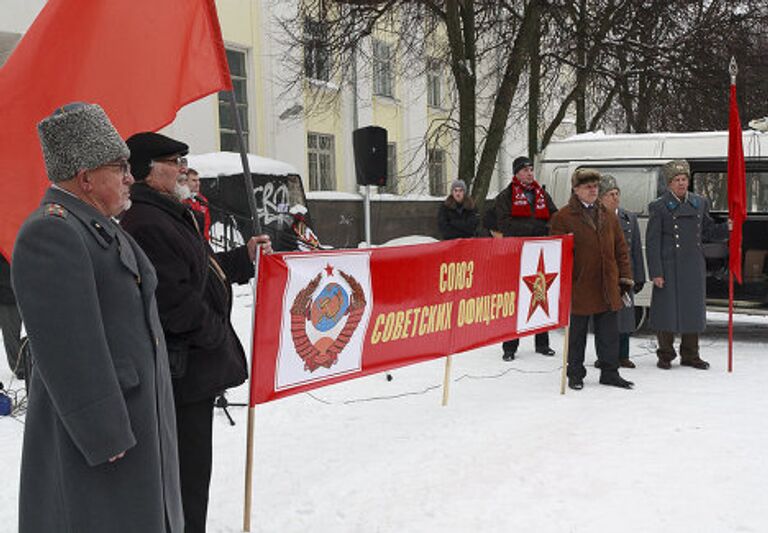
[44, 203, 67, 218]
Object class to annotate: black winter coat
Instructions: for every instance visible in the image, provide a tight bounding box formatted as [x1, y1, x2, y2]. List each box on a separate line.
[0, 255, 15, 304]
[121, 183, 254, 405]
[495, 185, 558, 237]
[438, 196, 479, 240]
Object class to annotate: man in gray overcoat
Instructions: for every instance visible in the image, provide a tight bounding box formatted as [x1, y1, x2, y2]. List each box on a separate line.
[599, 175, 646, 368]
[646, 159, 727, 370]
[11, 103, 183, 532]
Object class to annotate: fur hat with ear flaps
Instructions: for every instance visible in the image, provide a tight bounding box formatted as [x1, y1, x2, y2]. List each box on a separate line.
[571, 168, 602, 188]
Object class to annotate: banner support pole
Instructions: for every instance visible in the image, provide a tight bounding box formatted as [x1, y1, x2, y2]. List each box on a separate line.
[560, 326, 570, 394]
[441, 355, 453, 406]
[728, 270, 734, 373]
[243, 406, 256, 531]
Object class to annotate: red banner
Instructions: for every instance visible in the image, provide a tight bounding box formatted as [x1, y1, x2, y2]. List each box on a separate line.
[728, 84, 747, 284]
[0, 0, 231, 259]
[250, 236, 573, 405]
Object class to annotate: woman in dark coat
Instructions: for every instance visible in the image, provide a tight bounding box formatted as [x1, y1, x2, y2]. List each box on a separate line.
[550, 168, 634, 390]
[121, 132, 270, 533]
[437, 179, 478, 240]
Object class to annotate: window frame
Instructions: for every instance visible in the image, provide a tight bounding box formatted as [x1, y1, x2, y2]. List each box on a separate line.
[307, 132, 336, 191]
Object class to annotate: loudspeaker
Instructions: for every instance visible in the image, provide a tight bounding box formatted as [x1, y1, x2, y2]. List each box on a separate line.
[353, 126, 388, 186]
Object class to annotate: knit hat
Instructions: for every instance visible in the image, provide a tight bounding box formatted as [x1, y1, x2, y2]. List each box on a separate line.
[450, 179, 467, 192]
[571, 168, 601, 188]
[661, 159, 690, 183]
[37, 102, 129, 183]
[512, 156, 533, 176]
[598, 174, 619, 196]
[126, 132, 189, 180]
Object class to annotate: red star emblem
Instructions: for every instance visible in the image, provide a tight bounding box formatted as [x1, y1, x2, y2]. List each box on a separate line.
[324, 263, 334, 277]
[521, 250, 558, 321]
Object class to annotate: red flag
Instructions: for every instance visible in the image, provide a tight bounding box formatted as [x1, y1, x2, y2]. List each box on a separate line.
[727, 84, 747, 283]
[0, 0, 232, 259]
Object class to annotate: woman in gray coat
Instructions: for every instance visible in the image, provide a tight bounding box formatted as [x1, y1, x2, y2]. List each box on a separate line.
[646, 159, 727, 370]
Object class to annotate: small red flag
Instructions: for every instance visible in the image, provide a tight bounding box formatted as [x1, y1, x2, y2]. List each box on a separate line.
[727, 83, 747, 284]
[0, 0, 232, 259]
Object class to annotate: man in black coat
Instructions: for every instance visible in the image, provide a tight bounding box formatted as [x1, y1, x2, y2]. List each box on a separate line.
[120, 132, 271, 533]
[437, 179, 478, 240]
[494, 156, 558, 360]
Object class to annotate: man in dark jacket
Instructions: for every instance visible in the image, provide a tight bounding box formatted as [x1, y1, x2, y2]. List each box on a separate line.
[437, 179, 478, 240]
[550, 168, 635, 390]
[598, 175, 646, 368]
[646, 159, 727, 370]
[494, 156, 558, 360]
[0, 255, 23, 379]
[12, 103, 183, 532]
[121, 132, 271, 533]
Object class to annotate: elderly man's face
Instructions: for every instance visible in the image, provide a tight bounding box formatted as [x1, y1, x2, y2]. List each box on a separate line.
[669, 174, 689, 199]
[87, 159, 134, 217]
[147, 153, 187, 197]
[516, 165, 534, 185]
[601, 189, 620, 211]
[574, 181, 599, 205]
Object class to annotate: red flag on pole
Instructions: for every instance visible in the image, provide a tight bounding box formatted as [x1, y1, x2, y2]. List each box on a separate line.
[0, 0, 232, 259]
[727, 80, 747, 283]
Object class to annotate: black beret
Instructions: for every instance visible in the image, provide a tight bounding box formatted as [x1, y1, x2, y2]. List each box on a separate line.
[512, 156, 533, 176]
[126, 132, 189, 180]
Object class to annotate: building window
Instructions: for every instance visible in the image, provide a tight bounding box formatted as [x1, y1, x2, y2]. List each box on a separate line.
[304, 19, 330, 82]
[380, 142, 398, 194]
[307, 132, 335, 190]
[372, 39, 393, 97]
[218, 49, 249, 152]
[427, 59, 442, 108]
[428, 148, 446, 196]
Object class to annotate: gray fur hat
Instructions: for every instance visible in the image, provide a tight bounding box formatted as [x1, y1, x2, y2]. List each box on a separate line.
[37, 102, 129, 183]
[598, 174, 619, 196]
[661, 159, 690, 183]
[450, 179, 467, 192]
[571, 168, 601, 188]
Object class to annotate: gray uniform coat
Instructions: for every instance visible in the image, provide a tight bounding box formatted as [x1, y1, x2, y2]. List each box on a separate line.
[12, 188, 183, 533]
[617, 208, 646, 333]
[646, 190, 724, 333]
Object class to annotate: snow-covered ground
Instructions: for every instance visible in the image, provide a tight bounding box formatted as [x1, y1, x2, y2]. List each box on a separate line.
[1, 286, 766, 532]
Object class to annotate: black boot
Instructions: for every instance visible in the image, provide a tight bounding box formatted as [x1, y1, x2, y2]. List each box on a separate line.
[599, 371, 634, 389]
[536, 347, 556, 357]
[568, 377, 584, 390]
[502, 350, 516, 362]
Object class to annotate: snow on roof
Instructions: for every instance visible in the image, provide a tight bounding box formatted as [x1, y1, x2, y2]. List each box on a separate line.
[187, 152, 298, 178]
[306, 191, 445, 201]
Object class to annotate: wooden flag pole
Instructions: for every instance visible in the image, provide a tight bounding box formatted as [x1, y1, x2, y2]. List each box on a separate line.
[243, 406, 256, 531]
[560, 326, 570, 394]
[441, 355, 453, 406]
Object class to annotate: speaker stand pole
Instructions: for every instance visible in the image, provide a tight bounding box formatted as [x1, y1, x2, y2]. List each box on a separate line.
[364, 185, 372, 246]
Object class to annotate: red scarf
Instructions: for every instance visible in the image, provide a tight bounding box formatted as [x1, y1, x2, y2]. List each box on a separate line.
[510, 177, 550, 220]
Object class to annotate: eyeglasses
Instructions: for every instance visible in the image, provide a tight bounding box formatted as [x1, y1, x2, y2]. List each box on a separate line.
[101, 160, 131, 177]
[152, 156, 188, 168]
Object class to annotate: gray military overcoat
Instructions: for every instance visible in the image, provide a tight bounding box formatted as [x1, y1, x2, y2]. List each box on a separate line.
[12, 188, 183, 533]
[617, 208, 646, 333]
[646, 190, 724, 333]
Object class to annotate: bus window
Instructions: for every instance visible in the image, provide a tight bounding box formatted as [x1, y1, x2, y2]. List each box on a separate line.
[694, 171, 768, 213]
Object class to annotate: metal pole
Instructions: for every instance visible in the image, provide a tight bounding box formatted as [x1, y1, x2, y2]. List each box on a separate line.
[351, 44, 372, 246]
[227, 90, 262, 236]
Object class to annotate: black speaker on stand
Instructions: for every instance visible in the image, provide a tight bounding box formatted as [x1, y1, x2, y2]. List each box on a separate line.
[353, 126, 388, 187]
